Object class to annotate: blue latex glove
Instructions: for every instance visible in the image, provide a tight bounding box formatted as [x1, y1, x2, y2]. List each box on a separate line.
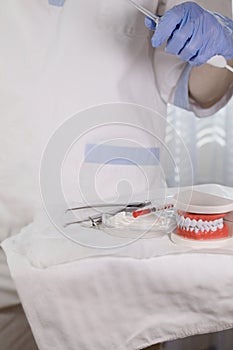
[145, 2, 233, 66]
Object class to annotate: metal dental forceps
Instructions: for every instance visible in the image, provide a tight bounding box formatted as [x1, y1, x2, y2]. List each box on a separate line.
[127, 0, 160, 26]
[64, 201, 152, 228]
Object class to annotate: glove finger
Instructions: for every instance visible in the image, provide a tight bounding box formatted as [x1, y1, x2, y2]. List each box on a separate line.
[144, 17, 156, 30]
[189, 45, 214, 66]
[165, 22, 194, 56]
[151, 6, 185, 47]
[180, 33, 215, 65]
[179, 41, 202, 64]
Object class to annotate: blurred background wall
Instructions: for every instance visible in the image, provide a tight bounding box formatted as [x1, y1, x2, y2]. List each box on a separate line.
[165, 98, 233, 187]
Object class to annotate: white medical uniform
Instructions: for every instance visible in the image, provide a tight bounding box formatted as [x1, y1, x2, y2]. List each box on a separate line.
[0, 0, 232, 349]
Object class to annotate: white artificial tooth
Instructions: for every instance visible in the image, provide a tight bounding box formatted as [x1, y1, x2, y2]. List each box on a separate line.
[211, 225, 217, 232]
[191, 219, 196, 227]
[201, 226, 205, 233]
[185, 217, 191, 226]
[180, 216, 184, 225]
[197, 219, 203, 229]
[190, 227, 194, 232]
[205, 220, 210, 228]
[218, 223, 224, 229]
[195, 227, 199, 233]
[180, 216, 185, 227]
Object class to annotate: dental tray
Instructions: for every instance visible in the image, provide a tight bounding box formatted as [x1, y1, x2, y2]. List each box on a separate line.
[171, 190, 233, 248]
[64, 196, 176, 239]
[101, 201, 176, 239]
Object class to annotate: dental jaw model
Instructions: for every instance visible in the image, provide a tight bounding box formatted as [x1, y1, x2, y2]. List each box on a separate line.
[173, 190, 233, 242]
[176, 211, 228, 240]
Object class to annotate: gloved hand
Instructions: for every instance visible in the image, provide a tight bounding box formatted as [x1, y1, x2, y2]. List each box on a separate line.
[145, 1, 233, 66]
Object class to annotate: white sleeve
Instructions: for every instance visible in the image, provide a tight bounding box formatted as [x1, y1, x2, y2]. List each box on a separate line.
[153, 0, 233, 117]
[174, 62, 233, 118]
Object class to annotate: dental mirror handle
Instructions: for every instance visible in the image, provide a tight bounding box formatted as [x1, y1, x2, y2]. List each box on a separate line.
[207, 55, 233, 73]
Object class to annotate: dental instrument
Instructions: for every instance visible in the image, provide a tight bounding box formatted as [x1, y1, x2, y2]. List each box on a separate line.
[64, 200, 151, 227]
[132, 203, 174, 218]
[64, 197, 175, 230]
[127, 0, 160, 25]
[66, 201, 150, 213]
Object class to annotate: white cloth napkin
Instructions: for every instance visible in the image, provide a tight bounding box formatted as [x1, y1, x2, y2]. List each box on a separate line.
[2, 184, 233, 350]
